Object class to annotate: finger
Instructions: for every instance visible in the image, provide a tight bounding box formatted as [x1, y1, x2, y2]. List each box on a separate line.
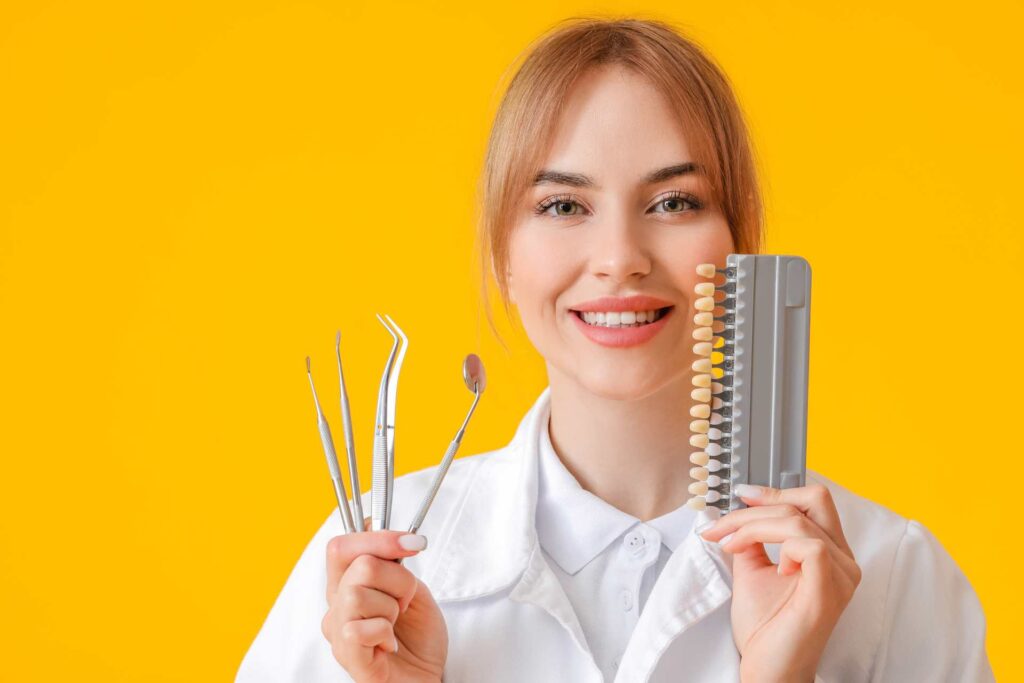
[325, 531, 427, 602]
[341, 553, 420, 614]
[339, 617, 399, 673]
[732, 483, 852, 556]
[700, 503, 805, 541]
[335, 584, 401, 625]
[776, 537, 834, 608]
[719, 516, 860, 584]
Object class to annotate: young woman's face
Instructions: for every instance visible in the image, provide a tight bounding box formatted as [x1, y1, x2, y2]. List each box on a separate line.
[508, 64, 735, 401]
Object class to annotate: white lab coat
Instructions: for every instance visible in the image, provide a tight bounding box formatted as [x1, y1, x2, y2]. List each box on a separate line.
[237, 387, 994, 682]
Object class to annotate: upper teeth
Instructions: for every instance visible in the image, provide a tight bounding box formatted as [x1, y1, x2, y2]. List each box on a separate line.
[579, 309, 664, 326]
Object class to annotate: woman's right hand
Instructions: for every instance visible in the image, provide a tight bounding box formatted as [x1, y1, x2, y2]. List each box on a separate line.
[322, 525, 448, 683]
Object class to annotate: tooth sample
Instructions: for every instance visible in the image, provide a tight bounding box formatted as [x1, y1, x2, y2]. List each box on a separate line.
[696, 263, 716, 278]
[690, 466, 709, 481]
[692, 326, 713, 341]
[692, 358, 712, 373]
[688, 480, 708, 495]
[694, 312, 714, 326]
[689, 451, 709, 465]
[690, 404, 710, 419]
[694, 282, 715, 296]
[692, 373, 711, 388]
[685, 497, 707, 510]
[695, 297, 715, 311]
[693, 342, 713, 357]
[691, 388, 711, 402]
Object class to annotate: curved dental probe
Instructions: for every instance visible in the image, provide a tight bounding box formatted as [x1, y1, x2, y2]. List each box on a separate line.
[380, 314, 408, 530]
[306, 357, 357, 534]
[335, 331, 364, 530]
[407, 353, 486, 537]
[372, 315, 400, 531]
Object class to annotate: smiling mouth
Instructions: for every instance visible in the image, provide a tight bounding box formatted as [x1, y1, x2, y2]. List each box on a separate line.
[572, 306, 674, 328]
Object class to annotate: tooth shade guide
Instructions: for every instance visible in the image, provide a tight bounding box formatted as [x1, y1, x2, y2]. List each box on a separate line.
[690, 404, 710, 418]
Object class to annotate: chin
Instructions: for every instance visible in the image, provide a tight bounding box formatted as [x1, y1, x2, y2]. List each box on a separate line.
[573, 365, 678, 402]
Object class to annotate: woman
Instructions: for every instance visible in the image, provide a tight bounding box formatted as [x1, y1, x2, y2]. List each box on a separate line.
[237, 18, 993, 683]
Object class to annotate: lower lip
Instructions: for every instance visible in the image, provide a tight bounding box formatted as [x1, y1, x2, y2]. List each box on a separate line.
[570, 308, 674, 348]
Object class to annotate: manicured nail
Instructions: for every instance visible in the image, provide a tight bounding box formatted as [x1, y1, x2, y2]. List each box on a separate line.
[393, 640, 400, 654]
[398, 534, 427, 551]
[733, 484, 762, 498]
[695, 519, 717, 535]
[717, 532, 735, 547]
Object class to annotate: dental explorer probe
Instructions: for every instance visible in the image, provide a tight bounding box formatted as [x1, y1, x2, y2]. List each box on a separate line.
[306, 357, 357, 534]
[335, 331, 364, 529]
[380, 314, 408, 530]
[372, 315, 400, 531]
[407, 354, 486, 536]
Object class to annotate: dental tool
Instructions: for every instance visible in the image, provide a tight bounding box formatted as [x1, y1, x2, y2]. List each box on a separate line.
[685, 255, 812, 513]
[335, 331, 364, 530]
[372, 315, 401, 531]
[407, 353, 486, 535]
[380, 314, 408, 530]
[306, 357, 357, 534]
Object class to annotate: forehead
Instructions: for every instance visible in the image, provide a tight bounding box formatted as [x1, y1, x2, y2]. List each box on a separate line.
[539, 64, 695, 183]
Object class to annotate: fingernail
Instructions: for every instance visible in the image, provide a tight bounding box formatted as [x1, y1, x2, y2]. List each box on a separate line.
[398, 534, 427, 551]
[695, 519, 717, 535]
[393, 640, 400, 654]
[717, 532, 735, 547]
[733, 484, 762, 498]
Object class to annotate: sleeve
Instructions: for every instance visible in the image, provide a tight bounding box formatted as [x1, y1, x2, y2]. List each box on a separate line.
[871, 519, 995, 682]
[235, 507, 356, 683]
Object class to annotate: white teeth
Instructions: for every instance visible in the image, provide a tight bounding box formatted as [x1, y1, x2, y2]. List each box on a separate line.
[578, 308, 666, 327]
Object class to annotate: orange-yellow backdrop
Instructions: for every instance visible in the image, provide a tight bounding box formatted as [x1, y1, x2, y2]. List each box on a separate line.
[1, 1, 1019, 680]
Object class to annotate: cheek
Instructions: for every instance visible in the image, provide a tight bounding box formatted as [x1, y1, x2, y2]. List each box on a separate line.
[508, 230, 576, 310]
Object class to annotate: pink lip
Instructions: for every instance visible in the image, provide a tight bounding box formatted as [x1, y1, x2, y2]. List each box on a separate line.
[570, 294, 675, 312]
[570, 306, 674, 348]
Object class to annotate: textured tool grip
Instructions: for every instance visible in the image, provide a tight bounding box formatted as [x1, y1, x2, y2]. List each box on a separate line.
[371, 432, 389, 530]
[318, 420, 341, 480]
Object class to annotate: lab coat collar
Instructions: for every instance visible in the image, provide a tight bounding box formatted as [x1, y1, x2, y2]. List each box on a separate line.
[426, 386, 726, 605]
[536, 413, 700, 575]
[536, 416, 642, 575]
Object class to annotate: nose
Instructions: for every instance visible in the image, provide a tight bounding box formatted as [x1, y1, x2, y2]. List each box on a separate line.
[588, 214, 653, 282]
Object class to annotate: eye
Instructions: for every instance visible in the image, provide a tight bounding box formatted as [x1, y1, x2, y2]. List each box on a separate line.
[650, 191, 703, 214]
[535, 194, 587, 218]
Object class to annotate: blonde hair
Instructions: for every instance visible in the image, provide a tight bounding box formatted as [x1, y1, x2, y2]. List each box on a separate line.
[477, 16, 764, 343]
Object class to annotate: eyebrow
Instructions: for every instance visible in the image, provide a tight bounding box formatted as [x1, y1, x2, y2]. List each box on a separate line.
[532, 161, 703, 188]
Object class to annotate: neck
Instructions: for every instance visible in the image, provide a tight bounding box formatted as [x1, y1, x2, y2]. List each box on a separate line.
[545, 367, 695, 521]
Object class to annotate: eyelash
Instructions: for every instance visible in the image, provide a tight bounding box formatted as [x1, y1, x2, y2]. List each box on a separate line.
[533, 190, 704, 218]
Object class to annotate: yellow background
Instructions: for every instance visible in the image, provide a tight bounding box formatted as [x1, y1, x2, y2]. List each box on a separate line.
[1, 1, 1019, 680]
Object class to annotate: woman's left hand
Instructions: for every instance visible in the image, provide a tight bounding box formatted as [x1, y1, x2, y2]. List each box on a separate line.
[699, 483, 862, 683]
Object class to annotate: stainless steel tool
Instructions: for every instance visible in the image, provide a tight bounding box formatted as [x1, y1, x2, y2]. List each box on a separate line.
[305, 357, 357, 534]
[407, 353, 486, 535]
[335, 331, 364, 530]
[371, 315, 401, 531]
[379, 314, 408, 530]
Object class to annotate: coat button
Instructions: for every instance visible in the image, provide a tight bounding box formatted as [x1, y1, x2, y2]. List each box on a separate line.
[620, 590, 634, 611]
[624, 531, 645, 552]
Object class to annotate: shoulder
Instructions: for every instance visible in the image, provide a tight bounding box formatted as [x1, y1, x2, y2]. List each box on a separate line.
[806, 469, 989, 678]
